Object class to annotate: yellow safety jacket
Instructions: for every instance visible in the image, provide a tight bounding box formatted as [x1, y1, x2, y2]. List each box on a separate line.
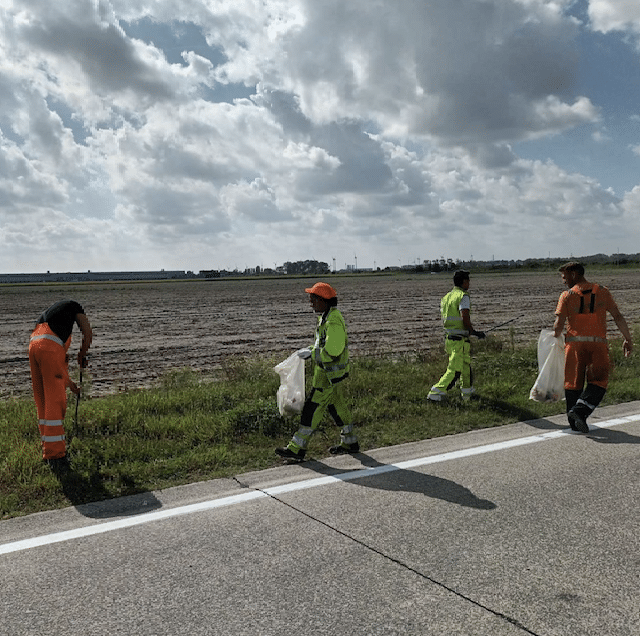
[441, 286, 470, 338]
[311, 307, 350, 384]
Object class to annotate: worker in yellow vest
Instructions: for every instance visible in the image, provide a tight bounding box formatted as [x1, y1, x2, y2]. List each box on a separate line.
[428, 270, 485, 402]
[276, 282, 358, 461]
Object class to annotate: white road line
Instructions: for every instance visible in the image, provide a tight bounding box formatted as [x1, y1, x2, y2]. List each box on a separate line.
[2, 414, 639, 556]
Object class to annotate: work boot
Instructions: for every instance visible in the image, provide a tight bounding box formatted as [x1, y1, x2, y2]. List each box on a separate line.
[567, 410, 589, 433]
[329, 442, 360, 455]
[275, 447, 306, 462]
[427, 386, 446, 402]
[461, 388, 475, 401]
[46, 455, 71, 474]
[564, 389, 581, 414]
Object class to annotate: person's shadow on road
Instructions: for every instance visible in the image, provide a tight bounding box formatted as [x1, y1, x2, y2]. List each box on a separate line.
[303, 454, 496, 510]
[478, 398, 640, 444]
[585, 426, 640, 444]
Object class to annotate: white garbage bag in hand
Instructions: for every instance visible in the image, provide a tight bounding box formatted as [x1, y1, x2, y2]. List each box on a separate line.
[274, 352, 306, 417]
[529, 329, 565, 403]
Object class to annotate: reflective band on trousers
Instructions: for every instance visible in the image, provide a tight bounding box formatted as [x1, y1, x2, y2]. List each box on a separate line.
[39, 419, 66, 442]
[30, 333, 64, 347]
[445, 328, 469, 336]
[323, 361, 348, 373]
[576, 397, 597, 411]
[566, 336, 607, 343]
[292, 427, 314, 450]
[339, 423, 357, 445]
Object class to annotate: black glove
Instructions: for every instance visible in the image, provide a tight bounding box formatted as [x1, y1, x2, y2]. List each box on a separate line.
[472, 330, 486, 339]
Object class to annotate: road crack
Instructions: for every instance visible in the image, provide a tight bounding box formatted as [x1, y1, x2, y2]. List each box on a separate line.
[256, 486, 542, 636]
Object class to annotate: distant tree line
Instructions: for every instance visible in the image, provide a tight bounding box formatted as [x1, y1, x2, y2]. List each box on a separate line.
[198, 251, 640, 281]
[283, 260, 331, 275]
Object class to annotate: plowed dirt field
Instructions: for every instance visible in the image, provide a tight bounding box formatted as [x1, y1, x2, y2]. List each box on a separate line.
[3, 270, 639, 398]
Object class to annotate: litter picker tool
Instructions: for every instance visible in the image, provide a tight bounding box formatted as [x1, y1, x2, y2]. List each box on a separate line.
[73, 357, 87, 439]
[73, 368, 82, 440]
[484, 314, 525, 334]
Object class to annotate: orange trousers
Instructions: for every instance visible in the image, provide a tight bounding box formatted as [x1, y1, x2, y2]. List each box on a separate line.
[563, 341, 609, 391]
[29, 324, 71, 460]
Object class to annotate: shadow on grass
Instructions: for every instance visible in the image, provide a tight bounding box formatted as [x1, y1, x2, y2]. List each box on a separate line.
[473, 396, 566, 432]
[301, 454, 496, 510]
[50, 463, 162, 519]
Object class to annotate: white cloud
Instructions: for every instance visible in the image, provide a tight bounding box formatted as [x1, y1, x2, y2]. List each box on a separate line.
[589, 0, 640, 34]
[252, 0, 598, 144]
[0, 0, 638, 274]
[622, 185, 640, 212]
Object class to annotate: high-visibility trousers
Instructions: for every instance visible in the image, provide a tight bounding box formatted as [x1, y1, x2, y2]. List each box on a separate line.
[288, 373, 355, 453]
[430, 337, 473, 396]
[564, 341, 609, 391]
[29, 324, 71, 460]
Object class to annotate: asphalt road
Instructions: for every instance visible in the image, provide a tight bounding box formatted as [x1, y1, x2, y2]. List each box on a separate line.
[1, 401, 639, 636]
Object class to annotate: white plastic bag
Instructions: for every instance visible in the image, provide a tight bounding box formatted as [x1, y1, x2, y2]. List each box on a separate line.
[274, 352, 305, 417]
[529, 329, 565, 403]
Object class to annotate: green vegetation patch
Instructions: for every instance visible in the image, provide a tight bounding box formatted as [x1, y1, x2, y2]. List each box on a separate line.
[2, 330, 638, 520]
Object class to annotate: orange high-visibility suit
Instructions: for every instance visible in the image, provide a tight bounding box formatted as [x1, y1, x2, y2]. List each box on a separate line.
[554, 264, 633, 433]
[29, 300, 87, 460]
[555, 282, 617, 428]
[555, 282, 616, 392]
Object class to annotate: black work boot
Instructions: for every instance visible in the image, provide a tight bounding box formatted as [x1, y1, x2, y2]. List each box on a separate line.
[329, 442, 360, 455]
[582, 383, 607, 410]
[568, 384, 606, 433]
[567, 410, 589, 433]
[275, 447, 306, 462]
[565, 390, 582, 430]
[46, 455, 71, 474]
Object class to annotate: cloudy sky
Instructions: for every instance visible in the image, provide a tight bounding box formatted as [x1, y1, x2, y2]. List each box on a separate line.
[1, 0, 639, 273]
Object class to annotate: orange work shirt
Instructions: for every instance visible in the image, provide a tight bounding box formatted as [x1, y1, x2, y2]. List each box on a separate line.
[555, 282, 618, 340]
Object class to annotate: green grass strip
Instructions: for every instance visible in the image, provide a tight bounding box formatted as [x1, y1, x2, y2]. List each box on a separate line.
[2, 331, 638, 520]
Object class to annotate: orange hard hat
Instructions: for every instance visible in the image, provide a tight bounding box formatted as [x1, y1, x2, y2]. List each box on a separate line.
[305, 282, 337, 299]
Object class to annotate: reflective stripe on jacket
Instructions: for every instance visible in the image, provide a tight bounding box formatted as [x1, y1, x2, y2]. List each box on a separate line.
[30, 333, 64, 347]
[441, 286, 470, 337]
[311, 307, 350, 383]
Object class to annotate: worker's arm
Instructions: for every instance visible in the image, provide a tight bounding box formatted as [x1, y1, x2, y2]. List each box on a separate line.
[462, 309, 485, 338]
[553, 313, 565, 339]
[75, 313, 93, 367]
[610, 307, 633, 357]
[461, 308, 473, 332]
[321, 321, 346, 359]
[61, 356, 79, 394]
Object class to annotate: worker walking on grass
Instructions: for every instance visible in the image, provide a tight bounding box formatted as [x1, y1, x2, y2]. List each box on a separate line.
[276, 282, 358, 461]
[553, 262, 632, 433]
[29, 300, 93, 469]
[428, 270, 485, 403]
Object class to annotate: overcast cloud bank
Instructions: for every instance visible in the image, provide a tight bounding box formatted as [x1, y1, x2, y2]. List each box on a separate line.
[1, 0, 639, 273]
